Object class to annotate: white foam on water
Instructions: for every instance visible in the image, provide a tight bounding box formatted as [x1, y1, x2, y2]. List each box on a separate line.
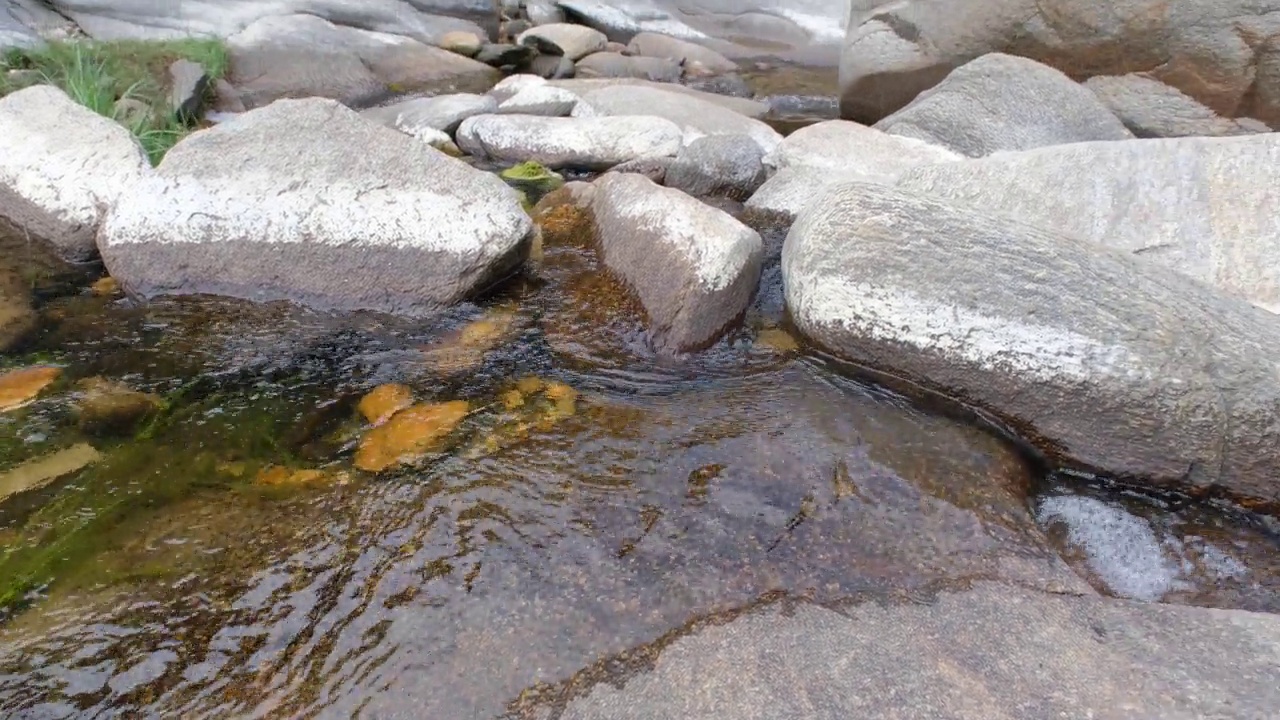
[1037, 495, 1188, 602]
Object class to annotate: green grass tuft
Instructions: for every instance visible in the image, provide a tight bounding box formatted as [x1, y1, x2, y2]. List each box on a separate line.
[0, 38, 230, 165]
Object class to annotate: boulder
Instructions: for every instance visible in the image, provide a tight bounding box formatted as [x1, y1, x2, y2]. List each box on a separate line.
[1084, 74, 1272, 138]
[626, 31, 737, 74]
[548, 77, 770, 117]
[525, 0, 565, 26]
[664, 134, 766, 200]
[227, 14, 499, 109]
[896, 134, 1280, 313]
[98, 98, 533, 316]
[488, 73, 547, 102]
[517, 22, 607, 60]
[556, 583, 1280, 719]
[361, 92, 498, 135]
[456, 114, 682, 170]
[575, 52, 682, 82]
[167, 58, 209, 125]
[590, 173, 763, 353]
[838, 0, 1280, 127]
[872, 53, 1133, 158]
[783, 181, 1280, 503]
[497, 84, 579, 116]
[745, 119, 959, 219]
[439, 30, 483, 57]
[606, 156, 673, 183]
[26, 0, 492, 43]
[474, 42, 536, 68]
[0, 85, 151, 264]
[530, 53, 576, 79]
[573, 84, 782, 153]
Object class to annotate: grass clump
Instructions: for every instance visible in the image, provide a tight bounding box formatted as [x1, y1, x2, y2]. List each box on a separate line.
[0, 39, 230, 165]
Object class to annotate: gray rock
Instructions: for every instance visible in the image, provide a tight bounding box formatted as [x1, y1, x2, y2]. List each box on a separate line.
[606, 156, 673, 183]
[517, 22, 607, 60]
[783, 180, 1280, 503]
[746, 120, 960, 219]
[896, 134, 1280, 313]
[361, 92, 498, 135]
[626, 31, 737, 74]
[500, 18, 532, 40]
[590, 172, 763, 353]
[575, 51, 682, 82]
[227, 14, 499, 110]
[167, 58, 209, 125]
[530, 53, 576, 79]
[873, 53, 1133, 158]
[211, 78, 245, 113]
[684, 73, 752, 98]
[438, 29, 483, 57]
[99, 98, 533, 316]
[665, 134, 765, 200]
[525, 0, 565, 26]
[27, 0, 492, 44]
[0, 85, 151, 264]
[474, 42, 535, 68]
[549, 77, 769, 117]
[487, 73, 547, 102]
[497, 84, 578, 116]
[457, 113, 682, 169]
[1085, 74, 1271, 138]
[559, 582, 1280, 719]
[0, 0, 47, 50]
[574, 84, 782, 154]
[838, 0, 1280, 127]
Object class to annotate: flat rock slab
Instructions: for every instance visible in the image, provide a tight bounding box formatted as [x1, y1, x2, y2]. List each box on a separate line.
[896, 134, 1280, 312]
[873, 53, 1133, 158]
[99, 98, 533, 316]
[457, 114, 682, 170]
[0, 85, 151, 264]
[556, 582, 1280, 719]
[590, 173, 763, 353]
[783, 181, 1280, 504]
[574, 84, 782, 154]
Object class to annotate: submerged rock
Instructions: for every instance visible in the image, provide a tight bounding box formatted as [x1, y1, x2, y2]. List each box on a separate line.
[591, 173, 764, 353]
[357, 383, 415, 426]
[873, 54, 1134, 158]
[99, 98, 534, 316]
[0, 366, 60, 413]
[354, 400, 471, 472]
[0, 444, 101, 506]
[0, 85, 150, 264]
[783, 181, 1280, 504]
[419, 305, 522, 375]
[74, 377, 163, 436]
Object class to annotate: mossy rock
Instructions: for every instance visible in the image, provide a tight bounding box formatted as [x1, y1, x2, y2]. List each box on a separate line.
[499, 161, 565, 198]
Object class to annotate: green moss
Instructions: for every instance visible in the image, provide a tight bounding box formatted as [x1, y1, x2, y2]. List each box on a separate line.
[0, 38, 230, 165]
[499, 161, 566, 204]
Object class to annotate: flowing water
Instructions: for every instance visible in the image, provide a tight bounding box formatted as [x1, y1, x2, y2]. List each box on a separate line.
[1, 159, 1277, 719]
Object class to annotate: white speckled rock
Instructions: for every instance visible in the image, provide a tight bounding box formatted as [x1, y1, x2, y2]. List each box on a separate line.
[456, 114, 682, 169]
[488, 74, 548, 103]
[783, 180, 1280, 503]
[664, 134, 765, 200]
[360, 92, 497, 136]
[1084, 74, 1271, 138]
[0, 85, 151, 263]
[497, 84, 579, 116]
[517, 22, 607, 60]
[873, 53, 1134, 158]
[745, 120, 959, 219]
[896, 134, 1280, 313]
[591, 172, 763, 354]
[573, 84, 782, 154]
[98, 98, 533, 315]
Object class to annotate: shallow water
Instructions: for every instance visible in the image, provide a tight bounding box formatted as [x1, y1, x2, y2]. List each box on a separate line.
[0, 208, 1275, 718]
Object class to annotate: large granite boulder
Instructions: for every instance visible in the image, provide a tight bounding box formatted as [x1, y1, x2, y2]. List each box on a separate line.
[573, 84, 782, 153]
[896, 134, 1280, 313]
[0, 85, 151, 264]
[873, 53, 1133, 158]
[557, 583, 1280, 719]
[98, 98, 533, 316]
[21, 0, 491, 42]
[783, 181, 1280, 504]
[227, 14, 498, 109]
[1084, 74, 1272, 138]
[591, 172, 764, 353]
[457, 113, 682, 170]
[839, 0, 1280, 127]
[745, 119, 959, 219]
